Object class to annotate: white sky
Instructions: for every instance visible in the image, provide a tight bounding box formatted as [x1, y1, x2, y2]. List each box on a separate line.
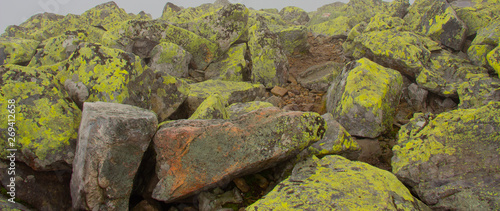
[0, 0, 405, 36]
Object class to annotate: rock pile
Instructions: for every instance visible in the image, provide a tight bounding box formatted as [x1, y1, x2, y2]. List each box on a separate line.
[1, 0, 499, 210]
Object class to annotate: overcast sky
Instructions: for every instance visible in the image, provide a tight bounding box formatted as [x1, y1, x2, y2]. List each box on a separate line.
[0, 0, 402, 36]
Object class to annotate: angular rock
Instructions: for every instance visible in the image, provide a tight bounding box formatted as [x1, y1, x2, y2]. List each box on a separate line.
[364, 13, 405, 32]
[1, 13, 65, 41]
[326, 58, 403, 138]
[467, 44, 494, 68]
[471, 20, 500, 46]
[227, 101, 275, 119]
[160, 2, 219, 24]
[308, 16, 350, 37]
[64, 80, 89, 109]
[149, 42, 192, 78]
[270, 86, 288, 97]
[150, 107, 326, 202]
[80, 1, 130, 31]
[277, 26, 309, 56]
[247, 155, 430, 210]
[297, 61, 344, 92]
[392, 102, 500, 210]
[458, 74, 500, 109]
[404, 0, 467, 50]
[248, 21, 289, 88]
[0, 65, 81, 171]
[406, 83, 429, 111]
[0, 37, 39, 65]
[186, 80, 265, 115]
[204, 43, 248, 81]
[388, 0, 410, 18]
[189, 94, 229, 120]
[71, 102, 158, 210]
[248, 10, 289, 33]
[279, 6, 310, 25]
[198, 188, 243, 211]
[343, 0, 391, 26]
[28, 30, 87, 67]
[487, 45, 500, 75]
[307, 2, 347, 26]
[454, 0, 500, 36]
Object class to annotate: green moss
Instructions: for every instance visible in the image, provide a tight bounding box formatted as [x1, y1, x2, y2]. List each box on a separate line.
[0, 38, 39, 65]
[308, 16, 350, 37]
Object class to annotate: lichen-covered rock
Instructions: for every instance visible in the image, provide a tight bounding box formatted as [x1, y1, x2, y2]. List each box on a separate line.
[186, 80, 265, 115]
[308, 16, 350, 37]
[279, 6, 310, 25]
[0, 37, 39, 65]
[205, 43, 248, 81]
[79, 1, 130, 31]
[326, 58, 403, 138]
[364, 13, 405, 32]
[297, 61, 344, 92]
[471, 20, 500, 46]
[1, 13, 65, 41]
[404, 0, 467, 50]
[307, 2, 346, 26]
[487, 45, 500, 75]
[130, 11, 153, 20]
[467, 44, 494, 68]
[248, 155, 430, 210]
[343, 0, 391, 27]
[458, 74, 500, 109]
[227, 101, 275, 119]
[388, 0, 410, 18]
[102, 19, 218, 70]
[277, 26, 309, 56]
[248, 10, 289, 33]
[160, 2, 219, 24]
[150, 107, 326, 202]
[28, 31, 87, 67]
[453, 0, 500, 36]
[392, 102, 500, 210]
[148, 42, 192, 78]
[0, 65, 81, 171]
[189, 94, 229, 120]
[416, 50, 488, 97]
[248, 21, 289, 88]
[71, 102, 158, 211]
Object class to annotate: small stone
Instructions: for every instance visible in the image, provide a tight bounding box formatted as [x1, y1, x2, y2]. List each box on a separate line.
[233, 178, 250, 193]
[254, 174, 269, 189]
[271, 86, 289, 97]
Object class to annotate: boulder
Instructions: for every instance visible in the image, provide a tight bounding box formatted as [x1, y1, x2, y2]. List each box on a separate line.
[467, 44, 494, 68]
[204, 43, 248, 81]
[149, 107, 326, 202]
[185, 80, 265, 115]
[343, 0, 391, 27]
[28, 30, 87, 67]
[453, 0, 500, 36]
[363, 13, 405, 32]
[458, 74, 500, 109]
[248, 21, 289, 88]
[248, 10, 289, 33]
[0, 65, 81, 171]
[279, 6, 310, 25]
[227, 101, 275, 119]
[297, 61, 344, 92]
[198, 188, 243, 211]
[308, 16, 351, 37]
[487, 45, 500, 75]
[247, 155, 430, 210]
[326, 58, 403, 138]
[388, 0, 410, 18]
[79, 1, 130, 31]
[160, 2, 219, 24]
[148, 42, 192, 78]
[404, 0, 467, 50]
[471, 20, 500, 46]
[1, 13, 65, 41]
[71, 102, 158, 210]
[277, 26, 310, 56]
[392, 102, 500, 210]
[189, 94, 229, 120]
[405, 83, 429, 111]
[0, 37, 39, 65]
[130, 11, 153, 20]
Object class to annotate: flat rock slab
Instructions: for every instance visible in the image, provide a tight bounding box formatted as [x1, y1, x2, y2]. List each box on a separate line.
[71, 102, 158, 210]
[150, 107, 326, 202]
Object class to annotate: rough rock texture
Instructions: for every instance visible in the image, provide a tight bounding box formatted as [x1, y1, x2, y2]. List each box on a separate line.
[148, 42, 192, 78]
[487, 45, 500, 75]
[227, 101, 275, 119]
[364, 14, 405, 32]
[471, 20, 500, 47]
[297, 61, 344, 92]
[277, 26, 310, 56]
[204, 43, 248, 81]
[279, 6, 310, 25]
[467, 44, 494, 68]
[248, 155, 430, 210]
[0, 65, 81, 171]
[71, 102, 158, 210]
[458, 74, 500, 109]
[404, 0, 467, 50]
[0, 194, 34, 211]
[308, 16, 351, 37]
[150, 107, 326, 202]
[248, 20, 289, 88]
[453, 0, 500, 36]
[189, 94, 229, 120]
[186, 80, 265, 115]
[0, 37, 39, 65]
[327, 58, 403, 138]
[388, 0, 410, 18]
[28, 31, 86, 67]
[392, 102, 500, 210]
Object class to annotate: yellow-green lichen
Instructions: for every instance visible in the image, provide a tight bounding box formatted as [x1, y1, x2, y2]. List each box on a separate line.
[308, 16, 350, 37]
[205, 43, 247, 81]
[468, 45, 494, 67]
[0, 38, 39, 65]
[189, 94, 229, 120]
[487, 45, 500, 76]
[364, 13, 405, 32]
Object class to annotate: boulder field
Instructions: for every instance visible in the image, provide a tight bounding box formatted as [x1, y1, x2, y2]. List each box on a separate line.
[0, 0, 499, 210]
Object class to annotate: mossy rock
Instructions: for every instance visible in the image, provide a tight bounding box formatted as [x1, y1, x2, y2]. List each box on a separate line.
[28, 31, 87, 67]
[189, 94, 229, 120]
[248, 21, 289, 88]
[326, 58, 403, 138]
[308, 16, 351, 37]
[227, 101, 274, 119]
[149, 42, 192, 78]
[205, 43, 248, 81]
[279, 6, 310, 25]
[487, 45, 500, 76]
[0, 65, 81, 171]
[247, 155, 430, 210]
[0, 37, 39, 65]
[277, 26, 309, 56]
[404, 0, 467, 50]
[454, 0, 500, 36]
[458, 73, 500, 109]
[392, 102, 500, 210]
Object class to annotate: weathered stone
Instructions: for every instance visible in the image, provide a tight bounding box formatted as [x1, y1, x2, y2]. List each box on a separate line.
[227, 101, 275, 119]
[198, 188, 243, 211]
[265, 95, 285, 107]
[204, 43, 248, 81]
[1, 13, 65, 41]
[80, 1, 130, 31]
[186, 80, 265, 115]
[0, 193, 34, 211]
[307, 2, 346, 26]
[0, 37, 39, 65]
[248, 10, 289, 33]
[189, 94, 229, 120]
[160, 2, 219, 24]
[388, 0, 410, 18]
[487, 45, 500, 76]
[71, 102, 158, 210]
[279, 6, 310, 25]
[248, 155, 430, 210]
[270, 86, 288, 97]
[297, 61, 344, 92]
[0, 65, 81, 171]
[326, 58, 403, 138]
[404, 0, 467, 50]
[471, 19, 500, 46]
[149, 42, 192, 78]
[130, 11, 153, 21]
[277, 26, 309, 56]
[392, 102, 500, 210]
[248, 21, 289, 88]
[64, 80, 89, 109]
[150, 107, 326, 202]
[28, 31, 86, 67]
[468, 44, 494, 68]
[308, 16, 350, 37]
[364, 13, 405, 32]
[406, 83, 429, 111]
[343, 0, 391, 27]
[454, 0, 500, 36]
[458, 74, 500, 109]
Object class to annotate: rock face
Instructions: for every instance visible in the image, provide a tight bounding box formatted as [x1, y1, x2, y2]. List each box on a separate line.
[28, 31, 86, 67]
[0, 37, 39, 65]
[248, 155, 430, 210]
[392, 102, 500, 210]
[204, 43, 248, 81]
[148, 42, 192, 78]
[149, 107, 326, 202]
[297, 61, 344, 92]
[279, 6, 310, 25]
[327, 58, 403, 138]
[71, 102, 158, 210]
[189, 94, 229, 120]
[227, 101, 275, 119]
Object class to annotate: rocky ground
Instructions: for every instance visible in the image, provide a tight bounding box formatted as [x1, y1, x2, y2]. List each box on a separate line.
[1, 0, 500, 210]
